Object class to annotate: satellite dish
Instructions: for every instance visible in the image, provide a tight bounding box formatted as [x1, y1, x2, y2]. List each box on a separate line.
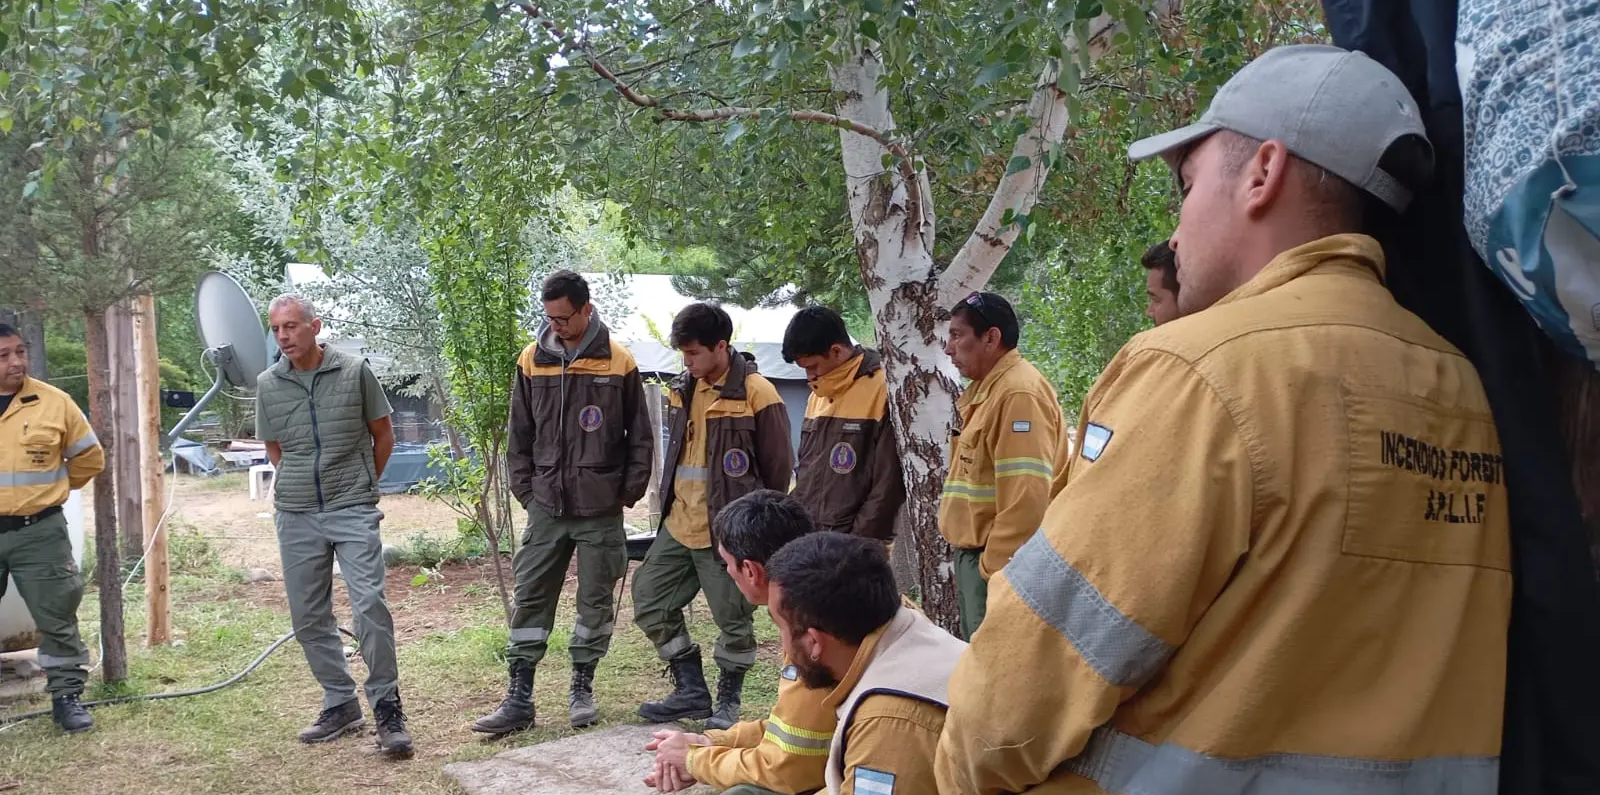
[167, 271, 273, 442]
[195, 271, 272, 389]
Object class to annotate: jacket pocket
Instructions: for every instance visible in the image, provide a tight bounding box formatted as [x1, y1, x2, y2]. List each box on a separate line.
[19, 424, 63, 471]
[573, 378, 626, 466]
[529, 381, 563, 466]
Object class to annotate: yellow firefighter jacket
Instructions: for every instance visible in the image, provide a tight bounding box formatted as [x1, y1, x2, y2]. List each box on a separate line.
[938, 349, 1066, 578]
[1, 377, 104, 516]
[687, 656, 838, 793]
[794, 348, 905, 539]
[935, 235, 1511, 795]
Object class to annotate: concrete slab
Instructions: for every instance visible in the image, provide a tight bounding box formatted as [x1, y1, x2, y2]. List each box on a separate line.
[0, 648, 44, 701]
[444, 723, 717, 795]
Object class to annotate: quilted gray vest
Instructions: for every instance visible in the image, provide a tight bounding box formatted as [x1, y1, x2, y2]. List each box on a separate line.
[256, 346, 378, 513]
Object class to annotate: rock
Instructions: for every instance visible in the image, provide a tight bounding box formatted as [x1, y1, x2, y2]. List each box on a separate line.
[382, 544, 406, 566]
[342, 645, 357, 659]
[444, 723, 716, 795]
[245, 568, 277, 584]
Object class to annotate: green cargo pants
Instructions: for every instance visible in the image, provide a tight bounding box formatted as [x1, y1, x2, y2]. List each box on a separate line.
[631, 529, 757, 673]
[508, 502, 627, 667]
[954, 547, 987, 641]
[0, 512, 89, 695]
[275, 504, 399, 709]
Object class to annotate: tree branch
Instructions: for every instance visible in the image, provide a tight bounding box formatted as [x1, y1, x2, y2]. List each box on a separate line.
[937, 1, 1181, 305]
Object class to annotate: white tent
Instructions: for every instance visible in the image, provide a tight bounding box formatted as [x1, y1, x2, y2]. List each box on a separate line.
[601, 273, 806, 381]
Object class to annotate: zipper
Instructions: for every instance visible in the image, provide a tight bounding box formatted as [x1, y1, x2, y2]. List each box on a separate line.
[295, 373, 327, 511]
[555, 354, 568, 517]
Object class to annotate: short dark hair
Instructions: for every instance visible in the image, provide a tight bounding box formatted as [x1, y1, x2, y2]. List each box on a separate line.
[781, 306, 851, 363]
[671, 302, 734, 350]
[767, 532, 899, 646]
[714, 490, 817, 566]
[541, 269, 590, 308]
[949, 291, 1020, 349]
[1140, 241, 1179, 295]
[0, 323, 17, 339]
[1216, 130, 1433, 236]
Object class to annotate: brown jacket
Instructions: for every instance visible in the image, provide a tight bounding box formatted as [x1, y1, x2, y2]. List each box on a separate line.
[658, 349, 793, 540]
[508, 320, 654, 517]
[794, 348, 905, 539]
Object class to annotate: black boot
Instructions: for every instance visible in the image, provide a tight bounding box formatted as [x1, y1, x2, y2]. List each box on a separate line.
[374, 693, 414, 758]
[637, 649, 713, 723]
[51, 692, 93, 734]
[472, 661, 535, 736]
[569, 661, 599, 729]
[704, 668, 745, 730]
[297, 699, 363, 743]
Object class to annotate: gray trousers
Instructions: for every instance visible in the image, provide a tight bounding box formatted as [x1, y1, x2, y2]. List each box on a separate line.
[275, 504, 399, 709]
[954, 547, 988, 641]
[508, 502, 627, 667]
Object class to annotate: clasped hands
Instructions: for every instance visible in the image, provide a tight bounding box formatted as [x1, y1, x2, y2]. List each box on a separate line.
[643, 729, 710, 793]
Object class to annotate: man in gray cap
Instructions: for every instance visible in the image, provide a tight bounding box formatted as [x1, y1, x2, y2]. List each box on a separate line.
[937, 45, 1511, 794]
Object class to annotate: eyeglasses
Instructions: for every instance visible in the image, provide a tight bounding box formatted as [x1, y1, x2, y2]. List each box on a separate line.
[543, 312, 576, 328]
[962, 292, 998, 325]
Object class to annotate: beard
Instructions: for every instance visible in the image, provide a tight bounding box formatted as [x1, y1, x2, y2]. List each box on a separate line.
[791, 644, 839, 690]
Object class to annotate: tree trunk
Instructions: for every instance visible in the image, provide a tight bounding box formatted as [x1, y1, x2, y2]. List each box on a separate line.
[84, 310, 127, 683]
[832, 45, 963, 631]
[110, 297, 144, 563]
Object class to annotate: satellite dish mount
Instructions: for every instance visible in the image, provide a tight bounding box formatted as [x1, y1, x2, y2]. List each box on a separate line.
[166, 272, 275, 442]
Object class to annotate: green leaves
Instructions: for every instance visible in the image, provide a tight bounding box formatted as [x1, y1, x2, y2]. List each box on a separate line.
[1005, 155, 1032, 175]
[733, 37, 761, 58]
[975, 62, 1010, 87]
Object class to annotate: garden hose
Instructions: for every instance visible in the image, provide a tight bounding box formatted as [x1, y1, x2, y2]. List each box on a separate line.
[0, 626, 356, 728]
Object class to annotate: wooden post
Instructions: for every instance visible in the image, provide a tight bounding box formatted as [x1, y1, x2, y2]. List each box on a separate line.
[109, 297, 144, 563]
[136, 293, 170, 645]
[643, 380, 665, 524]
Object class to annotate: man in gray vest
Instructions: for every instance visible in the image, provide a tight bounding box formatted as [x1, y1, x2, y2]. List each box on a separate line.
[257, 294, 411, 758]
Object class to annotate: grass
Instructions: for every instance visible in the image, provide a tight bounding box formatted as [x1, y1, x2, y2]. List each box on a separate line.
[0, 562, 780, 795]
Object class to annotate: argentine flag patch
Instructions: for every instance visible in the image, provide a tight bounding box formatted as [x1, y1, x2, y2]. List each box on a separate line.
[1081, 423, 1113, 462]
[853, 767, 896, 795]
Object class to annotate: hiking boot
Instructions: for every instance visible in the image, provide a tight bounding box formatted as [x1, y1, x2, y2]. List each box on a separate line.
[374, 694, 414, 758]
[298, 699, 364, 744]
[569, 662, 599, 729]
[51, 692, 93, 734]
[704, 669, 746, 730]
[471, 661, 535, 736]
[637, 649, 713, 723]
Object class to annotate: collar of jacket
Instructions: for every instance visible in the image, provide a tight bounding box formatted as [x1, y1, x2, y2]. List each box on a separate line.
[674, 347, 757, 401]
[271, 344, 354, 377]
[810, 346, 880, 400]
[820, 611, 898, 709]
[960, 348, 1024, 408]
[1214, 233, 1388, 308]
[1, 376, 41, 420]
[533, 317, 613, 367]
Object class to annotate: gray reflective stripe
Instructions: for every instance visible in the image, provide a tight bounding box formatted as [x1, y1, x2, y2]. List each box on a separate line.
[676, 466, 708, 482]
[37, 652, 90, 668]
[508, 627, 550, 642]
[658, 633, 693, 659]
[1006, 532, 1173, 688]
[1066, 726, 1499, 795]
[0, 467, 68, 488]
[994, 459, 1053, 477]
[572, 621, 615, 640]
[65, 431, 100, 458]
[714, 643, 758, 666]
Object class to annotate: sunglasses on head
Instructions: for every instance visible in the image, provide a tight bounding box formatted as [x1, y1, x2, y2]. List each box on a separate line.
[962, 292, 999, 324]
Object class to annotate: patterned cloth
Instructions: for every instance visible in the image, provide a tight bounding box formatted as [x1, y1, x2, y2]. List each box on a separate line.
[1459, 0, 1600, 366]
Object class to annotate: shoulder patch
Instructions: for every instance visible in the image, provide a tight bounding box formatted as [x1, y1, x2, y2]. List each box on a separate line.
[853, 767, 896, 795]
[1011, 420, 1031, 433]
[781, 664, 798, 681]
[1081, 423, 1113, 462]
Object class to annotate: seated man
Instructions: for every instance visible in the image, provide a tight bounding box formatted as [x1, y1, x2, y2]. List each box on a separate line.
[765, 533, 966, 795]
[645, 490, 833, 795]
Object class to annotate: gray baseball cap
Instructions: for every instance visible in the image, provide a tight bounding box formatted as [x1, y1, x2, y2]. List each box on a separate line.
[1128, 44, 1431, 211]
